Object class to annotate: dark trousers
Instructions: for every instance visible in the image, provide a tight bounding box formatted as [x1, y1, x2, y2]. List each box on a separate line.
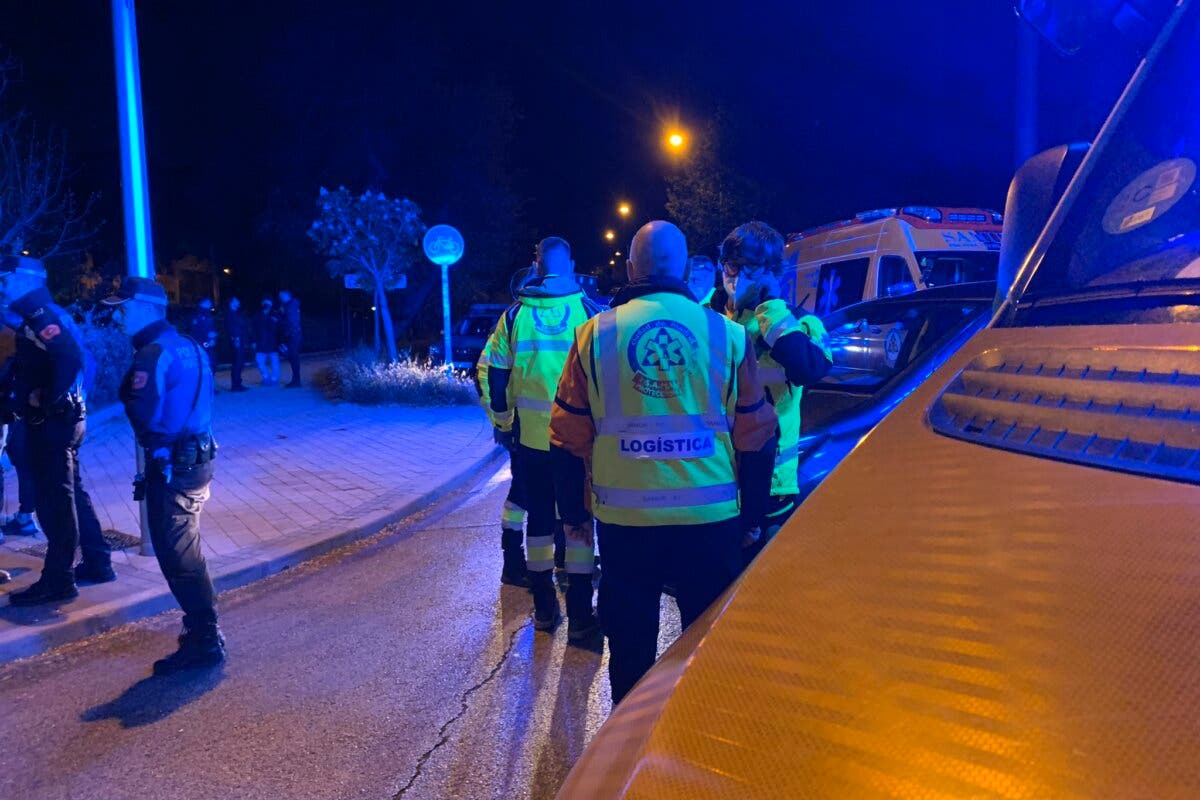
[597, 517, 743, 704]
[517, 445, 555, 573]
[4, 420, 37, 515]
[284, 337, 301, 385]
[29, 417, 110, 584]
[230, 344, 245, 389]
[146, 460, 218, 632]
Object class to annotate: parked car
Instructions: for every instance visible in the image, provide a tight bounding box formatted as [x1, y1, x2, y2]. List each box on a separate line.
[559, 3, 1198, 797]
[796, 281, 996, 500]
[429, 303, 507, 372]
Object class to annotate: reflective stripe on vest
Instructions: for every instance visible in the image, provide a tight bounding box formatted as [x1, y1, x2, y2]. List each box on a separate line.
[593, 412, 732, 436]
[515, 396, 554, 413]
[514, 340, 572, 353]
[592, 482, 738, 509]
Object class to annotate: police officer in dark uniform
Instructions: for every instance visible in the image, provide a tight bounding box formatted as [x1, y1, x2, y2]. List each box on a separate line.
[104, 276, 225, 673]
[189, 298, 219, 384]
[226, 296, 249, 392]
[0, 255, 113, 605]
[277, 289, 302, 388]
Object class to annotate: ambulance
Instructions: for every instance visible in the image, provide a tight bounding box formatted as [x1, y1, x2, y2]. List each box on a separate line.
[783, 206, 1004, 315]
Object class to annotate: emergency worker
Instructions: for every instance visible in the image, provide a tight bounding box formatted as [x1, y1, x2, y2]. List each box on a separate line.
[0, 256, 113, 605]
[685, 254, 718, 305]
[104, 277, 224, 673]
[476, 265, 536, 587]
[549, 220, 778, 703]
[487, 238, 604, 645]
[720, 222, 833, 552]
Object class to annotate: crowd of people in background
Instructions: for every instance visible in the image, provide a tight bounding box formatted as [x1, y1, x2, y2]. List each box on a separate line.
[189, 290, 304, 391]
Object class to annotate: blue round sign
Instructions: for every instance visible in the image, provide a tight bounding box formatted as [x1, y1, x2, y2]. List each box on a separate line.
[423, 224, 465, 267]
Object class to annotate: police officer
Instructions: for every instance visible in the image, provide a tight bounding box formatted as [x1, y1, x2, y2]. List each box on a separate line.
[549, 221, 778, 704]
[103, 276, 224, 673]
[719, 222, 833, 553]
[0, 255, 114, 604]
[226, 296, 249, 392]
[277, 289, 302, 388]
[487, 238, 605, 645]
[189, 298, 219, 382]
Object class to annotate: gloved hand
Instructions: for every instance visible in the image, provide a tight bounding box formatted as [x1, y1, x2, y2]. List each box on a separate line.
[494, 427, 516, 451]
[741, 526, 762, 549]
[132, 473, 146, 502]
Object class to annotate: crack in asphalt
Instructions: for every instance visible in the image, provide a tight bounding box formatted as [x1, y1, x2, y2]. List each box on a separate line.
[392, 619, 531, 798]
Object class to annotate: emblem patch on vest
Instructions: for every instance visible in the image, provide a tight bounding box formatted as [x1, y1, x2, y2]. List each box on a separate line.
[531, 306, 570, 335]
[626, 320, 698, 399]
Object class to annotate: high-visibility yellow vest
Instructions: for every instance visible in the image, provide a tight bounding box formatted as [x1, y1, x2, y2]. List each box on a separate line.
[578, 291, 746, 527]
[490, 290, 600, 451]
[733, 299, 831, 496]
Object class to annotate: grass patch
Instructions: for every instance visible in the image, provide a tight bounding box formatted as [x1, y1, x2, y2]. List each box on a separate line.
[321, 348, 479, 406]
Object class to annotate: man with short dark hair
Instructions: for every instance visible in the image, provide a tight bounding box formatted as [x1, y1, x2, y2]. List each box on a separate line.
[719, 221, 833, 552]
[104, 276, 224, 673]
[278, 289, 302, 388]
[685, 255, 718, 305]
[189, 298, 219, 383]
[487, 237, 605, 645]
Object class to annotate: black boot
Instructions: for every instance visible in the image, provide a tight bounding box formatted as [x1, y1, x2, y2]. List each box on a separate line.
[500, 529, 529, 588]
[74, 560, 117, 585]
[565, 576, 601, 650]
[530, 571, 561, 632]
[9, 577, 78, 606]
[153, 626, 226, 675]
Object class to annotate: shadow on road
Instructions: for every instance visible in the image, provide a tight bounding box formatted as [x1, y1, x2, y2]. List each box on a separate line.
[80, 667, 226, 728]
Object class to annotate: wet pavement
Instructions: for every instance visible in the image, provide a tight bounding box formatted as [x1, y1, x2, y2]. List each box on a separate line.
[0, 463, 682, 800]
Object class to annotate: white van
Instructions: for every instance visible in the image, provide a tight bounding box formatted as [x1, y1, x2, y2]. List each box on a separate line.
[783, 206, 1004, 315]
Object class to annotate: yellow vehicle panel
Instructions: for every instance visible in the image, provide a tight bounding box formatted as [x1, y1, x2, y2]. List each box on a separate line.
[560, 322, 1200, 799]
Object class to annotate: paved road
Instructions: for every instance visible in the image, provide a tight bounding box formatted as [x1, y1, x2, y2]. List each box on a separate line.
[0, 464, 682, 800]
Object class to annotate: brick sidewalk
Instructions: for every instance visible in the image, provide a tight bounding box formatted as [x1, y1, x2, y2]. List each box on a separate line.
[0, 358, 499, 661]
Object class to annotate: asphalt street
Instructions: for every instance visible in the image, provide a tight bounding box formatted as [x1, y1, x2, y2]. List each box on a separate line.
[0, 464, 683, 800]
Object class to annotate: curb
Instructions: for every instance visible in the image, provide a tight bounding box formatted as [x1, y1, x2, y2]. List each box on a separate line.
[0, 444, 505, 665]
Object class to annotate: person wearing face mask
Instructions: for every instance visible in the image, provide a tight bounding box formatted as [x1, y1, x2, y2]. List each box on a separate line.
[719, 222, 833, 558]
[0, 255, 113, 605]
[104, 276, 224, 674]
[685, 255, 718, 305]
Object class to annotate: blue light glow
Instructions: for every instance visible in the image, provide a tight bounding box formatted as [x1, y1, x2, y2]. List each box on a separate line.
[112, 0, 155, 279]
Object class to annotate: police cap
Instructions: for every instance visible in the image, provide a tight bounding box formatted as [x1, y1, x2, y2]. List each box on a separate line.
[102, 276, 169, 306]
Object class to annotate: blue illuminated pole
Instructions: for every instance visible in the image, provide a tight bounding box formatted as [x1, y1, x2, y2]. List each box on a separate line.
[112, 0, 155, 280]
[441, 264, 452, 371]
[112, 0, 155, 554]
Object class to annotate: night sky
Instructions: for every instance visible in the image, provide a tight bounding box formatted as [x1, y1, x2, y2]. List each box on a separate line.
[0, 1, 1135, 314]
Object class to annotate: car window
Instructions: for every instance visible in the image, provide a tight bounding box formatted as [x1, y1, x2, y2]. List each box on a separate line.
[878, 255, 917, 298]
[815, 257, 870, 315]
[820, 300, 988, 391]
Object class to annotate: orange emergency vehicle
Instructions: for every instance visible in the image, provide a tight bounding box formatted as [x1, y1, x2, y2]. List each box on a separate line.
[783, 206, 1003, 315]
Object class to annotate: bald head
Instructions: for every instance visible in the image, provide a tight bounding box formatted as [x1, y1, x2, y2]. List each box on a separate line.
[627, 220, 688, 282]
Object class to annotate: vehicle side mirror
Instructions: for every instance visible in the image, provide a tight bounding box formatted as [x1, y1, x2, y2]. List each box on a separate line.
[1015, 0, 1172, 54]
[995, 142, 1091, 312]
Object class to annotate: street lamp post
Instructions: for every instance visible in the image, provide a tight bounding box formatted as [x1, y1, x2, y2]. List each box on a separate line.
[112, 0, 156, 554]
[422, 225, 465, 372]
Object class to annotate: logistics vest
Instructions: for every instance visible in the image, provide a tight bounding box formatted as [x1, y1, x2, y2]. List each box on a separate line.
[734, 300, 831, 496]
[578, 291, 745, 527]
[491, 290, 601, 451]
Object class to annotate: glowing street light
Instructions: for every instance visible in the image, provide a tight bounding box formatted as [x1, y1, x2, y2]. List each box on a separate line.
[617, 202, 631, 217]
[604, 230, 616, 242]
[609, 259, 616, 266]
[222, 267, 232, 275]
[665, 129, 687, 152]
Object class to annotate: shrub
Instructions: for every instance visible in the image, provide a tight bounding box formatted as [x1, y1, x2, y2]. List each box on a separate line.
[78, 317, 132, 409]
[321, 347, 478, 406]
